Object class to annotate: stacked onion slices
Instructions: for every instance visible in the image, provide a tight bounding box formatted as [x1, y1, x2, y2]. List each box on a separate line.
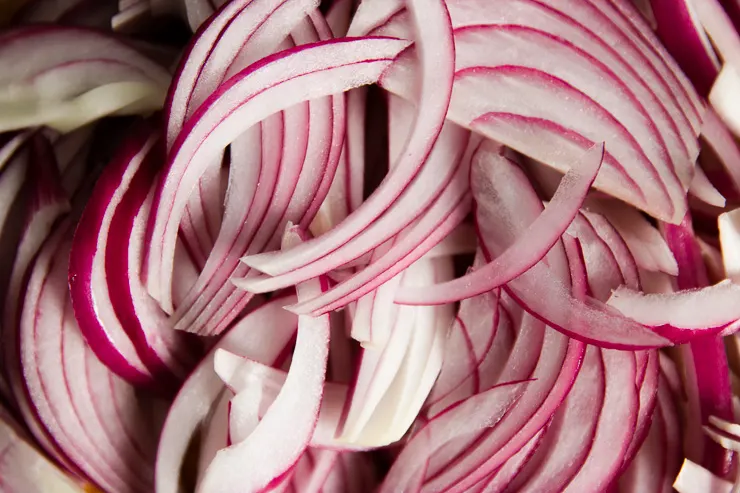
[7, 0, 740, 491]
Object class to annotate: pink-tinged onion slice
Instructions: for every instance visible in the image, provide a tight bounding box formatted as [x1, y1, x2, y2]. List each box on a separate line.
[377, 380, 530, 493]
[689, 166, 726, 207]
[505, 346, 605, 492]
[235, 121, 469, 295]
[607, 280, 740, 330]
[586, 199, 678, 275]
[69, 128, 156, 385]
[476, 428, 546, 492]
[241, 0, 455, 279]
[395, 142, 604, 305]
[172, 12, 347, 337]
[2, 135, 76, 473]
[662, 217, 734, 475]
[21, 225, 161, 493]
[404, 141, 668, 347]
[424, 279, 500, 417]
[372, 1, 700, 223]
[561, 349, 639, 491]
[164, 0, 321, 147]
[693, 0, 740, 68]
[146, 36, 411, 313]
[196, 226, 330, 493]
[155, 296, 297, 493]
[280, 166, 472, 317]
[619, 399, 668, 492]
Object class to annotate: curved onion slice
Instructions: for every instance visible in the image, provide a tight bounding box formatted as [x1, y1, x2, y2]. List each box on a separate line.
[369, 0, 701, 224]
[377, 379, 530, 493]
[213, 350, 358, 451]
[20, 224, 162, 493]
[607, 280, 740, 330]
[69, 127, 157, 385]
[155, 295, 297, 493]
[336, 256, 455, 448]
[2, 135, 76, 472]
[240, 0, 455, 279]
[70, 124, 196, 386]
[197, 226, 331, 493]
[0, 26, 170, 133]
[235, 120, 470, 295]
[146, 36, 411, 313]
[394, 142, 604, 305]
[662, 218, 735, 475]
[172, 13, 347, 336]
[674, 459, 733, 493]
[165, 0, 321, 147]
[650, 0, 720, 96]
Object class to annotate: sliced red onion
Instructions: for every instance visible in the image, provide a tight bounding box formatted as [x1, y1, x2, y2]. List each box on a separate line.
[236, 120, 470, 295]
[693, 0, 740, 68]
[336, 257, 454, 448]
[607, 280, 740, 331]
[1, 135, 77, 473]
[146, 36, 411, 313]
[70, 124, 196, 386]
[196, 226, 330, 493]
[69, 128, 157, 385]
[173, 15, 347, 335]
[370, 0, 702, 224]
[20, 225, 162, 493]
[240, 0, 455, 279]
[619, 388, 670, 492]
[662, 217, 735, 476]
[164, 0, 321, 147]
[180, 161, 225, 269]
[438, 338, 581, 492]
[280, 169, 472, 317]
[155, 295, 297, 493]
[561, 349, 639, 491]
[377, 380, 530, 493]
[213, 350, 358, 451]
[586, 199, 678, 275]
[650, 0, 720, 96]
[394, 142, 603, 306]
[0, 26, 170, 133]
[689, 165, 727, 207]
[504, 345, 605, 492]
[423, 277, 500, 417]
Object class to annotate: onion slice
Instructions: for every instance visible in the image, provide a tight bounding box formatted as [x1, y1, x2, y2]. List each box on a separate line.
[196, 226, 330, 493]
[395, 142, 604, 305]
[146, 36, 411, 313]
